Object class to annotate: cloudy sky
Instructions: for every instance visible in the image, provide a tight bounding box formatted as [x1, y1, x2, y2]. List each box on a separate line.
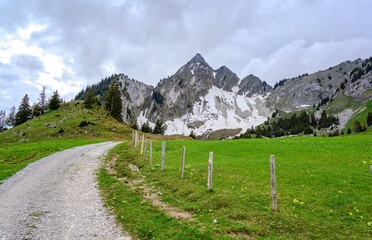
[1, 0, 372, 113]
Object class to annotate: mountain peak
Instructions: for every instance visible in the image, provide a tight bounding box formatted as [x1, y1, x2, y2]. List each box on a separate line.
[188, 53, 208, 66]
[176, 53, 212, 75]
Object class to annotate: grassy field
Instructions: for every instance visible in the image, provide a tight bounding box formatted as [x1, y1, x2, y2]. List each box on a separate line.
[101, 131, 372, 239]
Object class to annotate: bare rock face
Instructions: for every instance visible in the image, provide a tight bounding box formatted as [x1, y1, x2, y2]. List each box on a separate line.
[140, 53, 216, 123]
[238, 75, 272, 97]
[266, 59, 362, 111]
[128, 53, 273, 136]
[344, 57, 372, 100]
[214, 66, 240, 92]
[117, 74, 153, 125]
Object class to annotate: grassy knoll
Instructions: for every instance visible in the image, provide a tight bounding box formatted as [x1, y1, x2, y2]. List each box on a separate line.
[103, 132, 372, 239]
[0, 101, 133, 143]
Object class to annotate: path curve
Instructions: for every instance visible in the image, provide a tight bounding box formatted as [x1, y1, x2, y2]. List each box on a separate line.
[0, 142, 130, 240]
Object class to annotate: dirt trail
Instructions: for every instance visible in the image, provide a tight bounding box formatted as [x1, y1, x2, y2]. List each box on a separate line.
[0, 142, 130, 240]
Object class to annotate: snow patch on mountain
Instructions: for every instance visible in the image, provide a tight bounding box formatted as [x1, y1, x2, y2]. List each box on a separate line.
[163, 86, 270, 136]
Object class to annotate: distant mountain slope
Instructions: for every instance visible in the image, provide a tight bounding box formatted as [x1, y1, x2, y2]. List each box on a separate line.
[76, 54, 372, 138]
[267, 58, 370, 111]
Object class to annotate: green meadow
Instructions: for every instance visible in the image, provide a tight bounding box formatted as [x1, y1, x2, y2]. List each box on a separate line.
[101, 132, 372, 239]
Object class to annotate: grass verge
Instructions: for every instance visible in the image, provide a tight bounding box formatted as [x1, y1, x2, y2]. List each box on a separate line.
[99, 143, 212, 239]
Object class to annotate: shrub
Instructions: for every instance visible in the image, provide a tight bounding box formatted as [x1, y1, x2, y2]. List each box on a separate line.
[354, 121, 363, 133]
[79, 120, 89, 127]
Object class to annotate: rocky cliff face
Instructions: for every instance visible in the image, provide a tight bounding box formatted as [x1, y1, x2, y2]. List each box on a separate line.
[266, 59, 362, 111]
[117, 74, 153, 124]
[129, 53, 273, 136]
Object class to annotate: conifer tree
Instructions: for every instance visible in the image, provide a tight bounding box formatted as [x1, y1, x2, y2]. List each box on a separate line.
[84, 88, 95, 108]
[15, 94, 32, 126]
[32, 103, 42, 117]
[0, 110, 6, 131]
[141, 121, 152, 133]
[354, 121, 363, 133]
[6, 106, 16, 127]
[104, 81, 122, 121]
[153, 120, 164, 135]
[38, 86, 47, 114]
[367, 112, 372, 126]
[49, 90, 62, 110]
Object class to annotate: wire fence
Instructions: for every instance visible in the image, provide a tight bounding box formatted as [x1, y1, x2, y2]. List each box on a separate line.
[128, 131, 371, 205]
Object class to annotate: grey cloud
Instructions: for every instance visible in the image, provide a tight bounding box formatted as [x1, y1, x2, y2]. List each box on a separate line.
[0, 63, 38, 112]
[1, 0, 372, 112]
[11, 55, 45, 73]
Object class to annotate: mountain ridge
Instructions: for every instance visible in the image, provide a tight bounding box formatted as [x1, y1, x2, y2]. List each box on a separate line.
[75, 54, 372, 138]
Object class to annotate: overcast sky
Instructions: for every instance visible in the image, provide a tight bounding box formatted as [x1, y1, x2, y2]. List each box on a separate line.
[1, 0, 372, 113]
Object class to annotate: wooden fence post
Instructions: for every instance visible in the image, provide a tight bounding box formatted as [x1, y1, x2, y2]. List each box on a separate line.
[208, 152, 213, 191]
[150, 140, 153, 167]
[270, 155, 277, 211]
[132, 131, 135, 145]
[140, 134, 145, 155]
[161, 141, 166, 171]
[143, 139, 148, 160]
[134, 131, 138, 148]
[180, 146, 186, 179]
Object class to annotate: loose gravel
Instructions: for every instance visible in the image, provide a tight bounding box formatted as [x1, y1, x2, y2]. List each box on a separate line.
[0, 142, 131, 240]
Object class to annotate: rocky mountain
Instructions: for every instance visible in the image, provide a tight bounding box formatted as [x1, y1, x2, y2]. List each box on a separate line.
[76, 54, 371, 138]
[267, 59, 363, 111]
[122, 53, 273, 137]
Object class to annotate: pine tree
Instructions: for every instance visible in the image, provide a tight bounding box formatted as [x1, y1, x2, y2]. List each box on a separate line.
[310, 113, 317, 128]
[367, 112, 372, 126]
[104, 81, 122, 121]
[49, 90, 62, 110]
[141, 121, 152, 133]
[15, 94, 32, 126]
[190, 130, 196, 139]
[0, 110, 6, 131]
[84, 88, 95, 108]
[38, 86, 47, 114]
[354, 121, 363, 133]
[153, 120, 164, 135]
[6, 106, 16, 127]
[32, 103, 42, 117]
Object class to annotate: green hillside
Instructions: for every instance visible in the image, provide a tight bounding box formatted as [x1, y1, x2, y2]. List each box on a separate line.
[0, 100, 133, 143]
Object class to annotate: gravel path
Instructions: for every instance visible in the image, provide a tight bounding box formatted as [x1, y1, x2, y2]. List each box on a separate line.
[0, 142, 131, 240]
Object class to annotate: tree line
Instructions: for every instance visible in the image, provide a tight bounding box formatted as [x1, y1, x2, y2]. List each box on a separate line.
[238, 109, 371, 139]
[0, 88, 62, 131]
